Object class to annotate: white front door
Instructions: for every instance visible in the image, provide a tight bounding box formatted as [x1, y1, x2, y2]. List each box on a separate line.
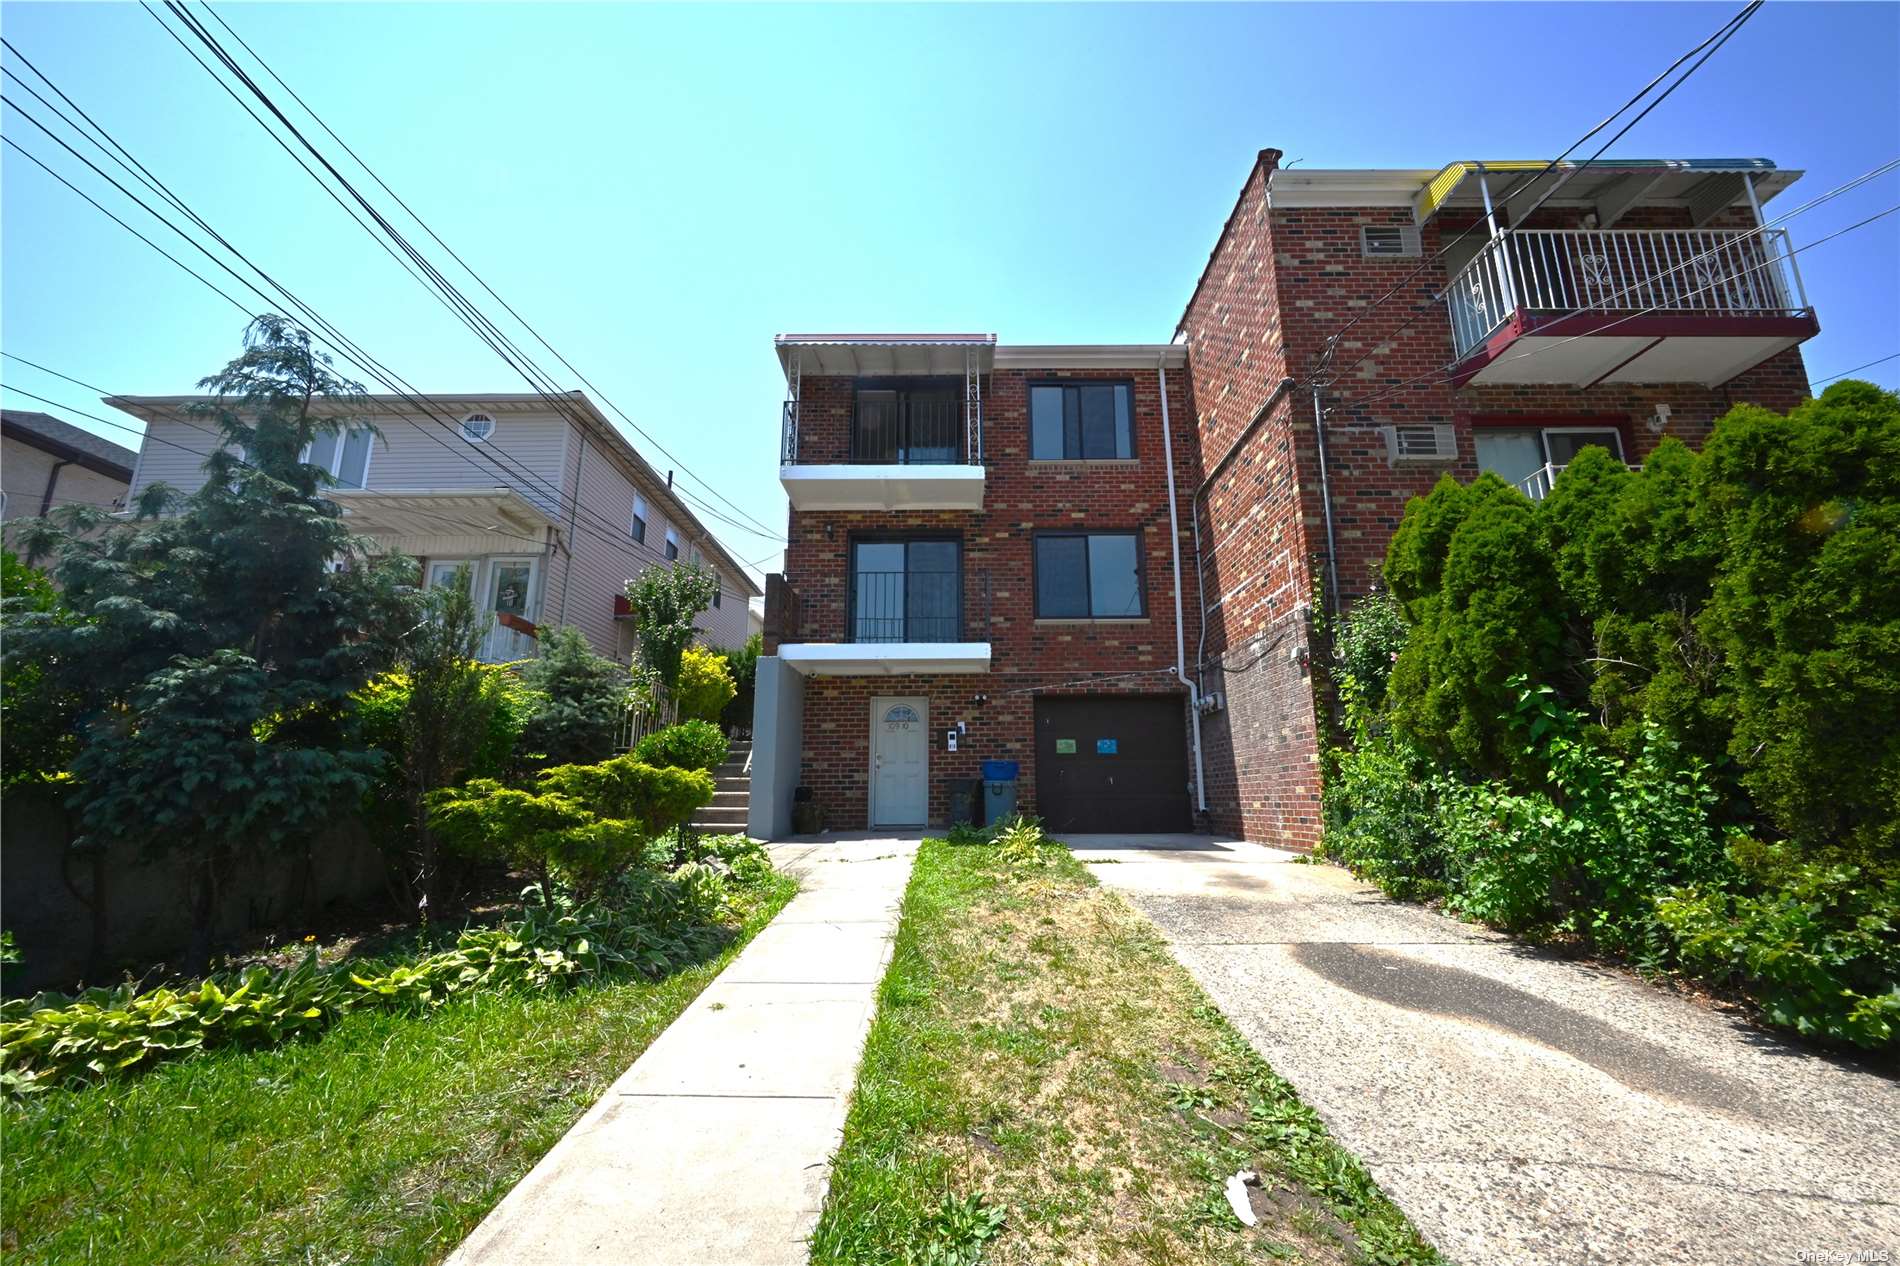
[870, 696, 929, 827]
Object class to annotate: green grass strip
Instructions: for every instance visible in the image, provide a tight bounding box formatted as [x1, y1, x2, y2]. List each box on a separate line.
[0, 872, 795, 1266]
[810, 837, 1443, 1266]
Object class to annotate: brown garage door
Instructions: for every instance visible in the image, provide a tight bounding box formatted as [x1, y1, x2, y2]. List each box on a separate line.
[1033, 696, 1191, 834]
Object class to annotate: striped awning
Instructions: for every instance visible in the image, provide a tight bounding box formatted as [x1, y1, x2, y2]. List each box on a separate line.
[1413, 159, 1797, 226]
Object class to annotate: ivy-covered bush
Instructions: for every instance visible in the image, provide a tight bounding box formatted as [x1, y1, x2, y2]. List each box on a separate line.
[426, 754, 713, 895]
[634, 720, 730, 773]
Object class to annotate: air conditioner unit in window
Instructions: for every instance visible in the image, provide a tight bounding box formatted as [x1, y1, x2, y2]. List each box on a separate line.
[1379, 424, 1457, 465]
[1360, 225, 1421, 258]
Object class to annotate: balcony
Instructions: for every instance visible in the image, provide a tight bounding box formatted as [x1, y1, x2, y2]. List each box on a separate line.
[775, 335, 991, 513]
[764, 571, 991, 676]
[1445, 227, 1818, 387]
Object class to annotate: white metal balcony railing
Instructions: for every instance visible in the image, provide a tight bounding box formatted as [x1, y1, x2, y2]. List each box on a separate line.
[1446, 227, 1809, 360]
[1515, 461, 1643, 502]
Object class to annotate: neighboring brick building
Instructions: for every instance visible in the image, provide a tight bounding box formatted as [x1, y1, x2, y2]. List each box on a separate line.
[752, 152, 1819, 841]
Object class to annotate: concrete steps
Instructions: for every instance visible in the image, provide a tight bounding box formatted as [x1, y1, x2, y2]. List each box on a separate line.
[690, 741, 752, 835]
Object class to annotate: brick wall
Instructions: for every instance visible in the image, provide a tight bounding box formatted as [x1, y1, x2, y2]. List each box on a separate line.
[1179, 152, 1814, 848]
[779, 361, 1204, 829]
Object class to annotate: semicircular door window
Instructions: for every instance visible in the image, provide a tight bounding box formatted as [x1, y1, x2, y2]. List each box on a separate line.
[884, 705, 920, 725]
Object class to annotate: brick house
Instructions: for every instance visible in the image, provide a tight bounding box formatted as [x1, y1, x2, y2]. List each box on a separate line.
[751, 151, 1819, 841]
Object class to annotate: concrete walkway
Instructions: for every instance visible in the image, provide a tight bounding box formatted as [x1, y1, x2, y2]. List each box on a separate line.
[1070, 834, 1900, 1266]
[447, 835, 919, 1266]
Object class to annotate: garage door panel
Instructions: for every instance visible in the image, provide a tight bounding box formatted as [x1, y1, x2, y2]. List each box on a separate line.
[1034, 697, 1190, 834]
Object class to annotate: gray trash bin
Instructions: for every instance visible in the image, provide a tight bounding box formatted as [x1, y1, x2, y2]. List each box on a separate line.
[981, 760, 1019, 826]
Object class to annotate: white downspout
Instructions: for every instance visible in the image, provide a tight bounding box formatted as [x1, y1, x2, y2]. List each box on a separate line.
[1157, 355, 1208, 816]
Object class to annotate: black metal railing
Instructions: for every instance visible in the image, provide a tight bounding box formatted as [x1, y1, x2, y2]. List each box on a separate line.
[850, 392, 963, 464]
[850, 569, 961, 641]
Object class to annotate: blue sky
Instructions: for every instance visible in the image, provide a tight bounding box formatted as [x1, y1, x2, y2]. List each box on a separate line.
[4, 2, 1896, 584]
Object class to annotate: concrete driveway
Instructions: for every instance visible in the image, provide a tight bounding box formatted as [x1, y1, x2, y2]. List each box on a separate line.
[1069, 834, 1900, 1266]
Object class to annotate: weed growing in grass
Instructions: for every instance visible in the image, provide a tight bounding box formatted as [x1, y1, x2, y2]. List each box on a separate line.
[905, 1192, 1007, 1266]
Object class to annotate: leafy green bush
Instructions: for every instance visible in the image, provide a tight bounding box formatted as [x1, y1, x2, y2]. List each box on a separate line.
[1330, 588, 1408, 719]
[1658, 847, 1900, 1049]
[427, 755, 713, 895]
[720, 633, 762, 731]
[0, 870, 770, 1093]
[675, 645, 736, 725]
[634, 720, 730, 772]
[1320, 731, 1445, 901]
[1431, 684, 1729, 960]
[0, 550, 81, 791]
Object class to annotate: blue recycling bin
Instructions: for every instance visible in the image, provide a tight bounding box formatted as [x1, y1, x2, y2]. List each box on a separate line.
[981, 760, 1020, 826]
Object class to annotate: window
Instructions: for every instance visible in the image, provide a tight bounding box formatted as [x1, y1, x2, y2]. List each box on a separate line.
[1035, 532, 1143, 619]
[664, 527, 680, 561]
[1474, 424, 1625, 494]
[1360, 225, 1421, 258]
[853, 380, 961, 464]
[712, 581, 722, 610]
[1030, 382, 1133, 460]
[304, 427, 373, 488]
[851, 539, 960, 642]
[630, 493, 648, 543]
[460, 411, 496, 443]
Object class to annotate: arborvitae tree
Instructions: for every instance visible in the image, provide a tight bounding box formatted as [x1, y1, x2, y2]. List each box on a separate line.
[1693, 381, 1900, 862]
[4, 316, 416, 968]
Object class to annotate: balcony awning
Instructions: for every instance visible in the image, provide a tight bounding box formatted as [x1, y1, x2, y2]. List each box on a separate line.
[775, 334, 995, 378]
[1414, 159, 1801, 227]
[327, 487, 559, 543]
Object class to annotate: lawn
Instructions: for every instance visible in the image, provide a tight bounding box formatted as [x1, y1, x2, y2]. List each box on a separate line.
[809, 833, 1443, 1266]
[0, 871, 795, 1266]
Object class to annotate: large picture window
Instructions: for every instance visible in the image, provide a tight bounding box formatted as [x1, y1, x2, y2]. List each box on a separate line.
[852, 539, 961, 642]
[1030, 381, 1133, 461]
[1034, 532, 1144, 619]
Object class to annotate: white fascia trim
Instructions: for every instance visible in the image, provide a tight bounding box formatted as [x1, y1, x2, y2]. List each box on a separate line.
[777, 642, 992, 676]
[1266, 168, 1438, 209]
[994, 345, 1188, 370]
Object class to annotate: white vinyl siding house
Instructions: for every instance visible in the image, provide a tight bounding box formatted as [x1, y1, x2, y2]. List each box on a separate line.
[114, 393, 759, 662]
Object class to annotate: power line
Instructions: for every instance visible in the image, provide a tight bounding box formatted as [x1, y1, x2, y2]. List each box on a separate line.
[1335, 200, 1900, 415]
[136, 3, 784, 572]
[1810, 352, 1899, 386]
[1, 48, 761, 587]
[1324, 158, 1900, 411]
[162, 2, 785, 548]
[1, 368, 763, 606]
[1316, 0, 1763, 386]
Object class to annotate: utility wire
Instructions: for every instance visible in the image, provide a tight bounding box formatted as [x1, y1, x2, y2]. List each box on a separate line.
[142, 1, 786, 562]
[2, 358, 762, 602]
[1811, 352, 1900, 386]
[2, 43, 773, 588]
[1325, 159, 1900, 411]
[1316, 0, 1763, 385]
[197, 0, 784, 546]
[1336, 202, 1900, 415]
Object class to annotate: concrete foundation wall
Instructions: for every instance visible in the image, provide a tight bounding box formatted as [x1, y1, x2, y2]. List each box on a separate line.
[747, 656, 805, 839]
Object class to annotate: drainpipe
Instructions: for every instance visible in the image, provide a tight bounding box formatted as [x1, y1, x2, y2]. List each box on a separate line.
[38, 459, 72, 517]
[1310, 378, 1342, 622]
[1157, 355, 1207, 815]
